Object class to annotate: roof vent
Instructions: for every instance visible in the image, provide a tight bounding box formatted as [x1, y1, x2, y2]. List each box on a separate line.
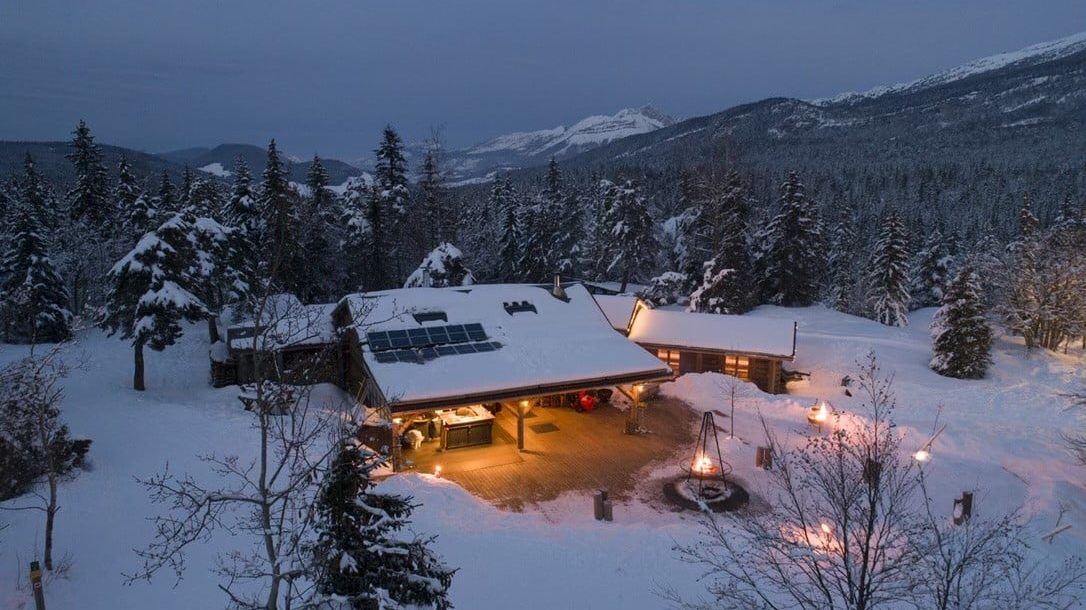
[412, 311, 448, 324]
[503, 301, 537, 315]
[551, 274, 569, 301]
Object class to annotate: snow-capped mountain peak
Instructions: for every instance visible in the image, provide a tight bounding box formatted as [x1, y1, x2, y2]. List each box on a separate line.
[815, 30, 1086, 105]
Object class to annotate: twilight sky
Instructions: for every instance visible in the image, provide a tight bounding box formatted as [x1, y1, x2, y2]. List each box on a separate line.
[1, 0, 1083, 160]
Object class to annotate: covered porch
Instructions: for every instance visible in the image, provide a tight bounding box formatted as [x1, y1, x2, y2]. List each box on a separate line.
[397, 394, 698, 510]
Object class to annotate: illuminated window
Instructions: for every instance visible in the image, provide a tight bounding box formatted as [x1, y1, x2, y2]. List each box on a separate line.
[656, 348, 681, 374]
[723, 354, 750, 379]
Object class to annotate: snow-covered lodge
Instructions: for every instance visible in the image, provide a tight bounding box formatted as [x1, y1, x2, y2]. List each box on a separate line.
[214, 281, 796, 469]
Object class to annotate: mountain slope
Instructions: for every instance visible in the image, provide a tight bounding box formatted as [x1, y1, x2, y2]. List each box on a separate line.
[0, 141, 192, 187]
[550, 33, 1085, 192]
[436, 105, 675, 183]
[164, 143, 363, 185]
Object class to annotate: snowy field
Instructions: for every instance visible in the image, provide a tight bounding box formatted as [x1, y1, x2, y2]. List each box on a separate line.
[2, 305, 1084, 609]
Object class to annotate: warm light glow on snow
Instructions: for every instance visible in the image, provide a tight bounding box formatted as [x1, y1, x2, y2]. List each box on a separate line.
[913, 449, 931, 462]
[692, 455, 713, 474]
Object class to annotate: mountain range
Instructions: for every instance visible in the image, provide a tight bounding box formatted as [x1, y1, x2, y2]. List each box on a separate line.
[2, 31, 1083, 202]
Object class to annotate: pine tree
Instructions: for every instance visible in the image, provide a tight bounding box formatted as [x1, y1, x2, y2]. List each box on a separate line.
[495, 178, 522, 282]
[224, 157, 258, 233]
[930, 266, 992, 379]
[178, 166, 196, 212]
[418, 146, 453, 249]
[689, 172, 754, 314]
[373, 126, 411, 282]
[405, 242, 475, 288]
[257, 140, 305, 295]
[116, 158, 155, 238]
[154, 171, 177, 217]
[64, 120, 112, 230]
[305, 155, 332, 213]
[102, 214, 207, 390]
[910, 225, 954, 309]
[0, 182, 71, 344]
[825, 206, 860, 313]
[867, 209, 911, 327]
[757, 172, 825, 306]
[364, 185, 394, 291]
[313, 440, 454, 609]
[602, 178, 657, 293]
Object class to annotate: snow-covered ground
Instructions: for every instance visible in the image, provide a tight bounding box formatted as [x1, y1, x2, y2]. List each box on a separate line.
[2, 305, 1084, 608]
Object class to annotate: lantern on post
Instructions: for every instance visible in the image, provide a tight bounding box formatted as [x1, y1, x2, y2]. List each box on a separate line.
[807, 399, 832, 429]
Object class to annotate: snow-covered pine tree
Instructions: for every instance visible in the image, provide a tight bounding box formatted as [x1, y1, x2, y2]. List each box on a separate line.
[0, 181, 71, 344]
[930, 266, 992, 379]
[756, 171, 825, 306]
[495, 178, 522, 282]
[64, 120, 112, 230]
[675, 172, 708, 294]
[603, 178, 657, 293]
[459, 178, 499, 281]
[689, 172, 755, 314]
[223, 157, 258, 233]
[418, 146, 454, 250]
[373, 126, 412, 282]
[364, 184, 395, 291]
[866, 209, 911, 327]
[910, 225, 954, 309]
[154, 171, 177, 217]
[405, 242, 475, 288]
[305, 155, 333, 213]
[312, 439, 454, 609]
[177, 166, 196, 213]
[102, 214, 207, 390]
[554, 189, 585, 278]
[188, 214, 250, 343]
[115, 157, 155, 239]
[257, 140, 307, 295]
[825, 205, 860, 313]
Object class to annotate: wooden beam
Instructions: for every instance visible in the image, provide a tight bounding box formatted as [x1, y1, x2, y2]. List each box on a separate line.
[516, 402, 526, 451]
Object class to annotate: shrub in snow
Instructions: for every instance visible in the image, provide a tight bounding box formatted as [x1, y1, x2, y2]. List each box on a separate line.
[931, 266, 992, 379]
[405, 242, 475, 288]
[313, 440, 454, 609]
[0, 349, 90, 571]
[643, 271, 688, 306]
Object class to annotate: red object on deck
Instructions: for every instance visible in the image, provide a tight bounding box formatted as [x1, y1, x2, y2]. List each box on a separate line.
[578, 391, 598, 412]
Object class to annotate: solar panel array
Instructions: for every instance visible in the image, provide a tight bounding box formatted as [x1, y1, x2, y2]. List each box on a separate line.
[366, 323, 497, 364]
[371, 341, 502, 364]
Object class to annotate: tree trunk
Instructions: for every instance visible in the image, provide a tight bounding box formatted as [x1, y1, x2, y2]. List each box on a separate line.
[207, 315, 220, 344]
[134, 342, 146, 391]
[44, 476, 58, 570]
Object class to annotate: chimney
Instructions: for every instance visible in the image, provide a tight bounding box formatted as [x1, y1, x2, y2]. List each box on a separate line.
[551, 274, 567, 300]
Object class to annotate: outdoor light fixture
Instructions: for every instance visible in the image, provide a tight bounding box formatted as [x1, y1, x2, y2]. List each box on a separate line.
[807, 400, 832, 428]
[913, 423, 946, 465]
[434, 465, 442, 477]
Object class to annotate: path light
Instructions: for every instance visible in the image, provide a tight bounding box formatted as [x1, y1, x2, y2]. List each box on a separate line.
[913, 423, 946, 465]
[434, 465, 442, 478]
[807, 399, 832, 428]
[913, 449, 932, 463]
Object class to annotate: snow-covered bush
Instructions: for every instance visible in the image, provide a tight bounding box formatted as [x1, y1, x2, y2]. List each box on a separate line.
[642, 271, 688, 306]
[405, 242, 475, 288]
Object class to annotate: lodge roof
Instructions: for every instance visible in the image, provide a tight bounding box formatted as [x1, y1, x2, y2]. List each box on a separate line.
[627, 307, 797, 360]
[337, 283, 672, 409]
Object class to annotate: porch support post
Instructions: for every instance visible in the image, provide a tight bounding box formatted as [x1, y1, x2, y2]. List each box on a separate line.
[389, 418, 404, 472]
[516, 402, 526, 451]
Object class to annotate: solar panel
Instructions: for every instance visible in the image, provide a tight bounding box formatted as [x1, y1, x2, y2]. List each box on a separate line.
[373, 351, 397, 363]
[426, 326, 450, 344]
[454, 343, 478, 354]
[436, 345, 458, 356]
[387, 330, 410, 349]
[420, 347, 439, 360]
[465, 323, 487, 341]
[367, 331, 393, 352]
[475, 342, 496, 353]
[407, 328, 430, 345]
[447, 326, 468, 343]
[394, 350, 420, 363]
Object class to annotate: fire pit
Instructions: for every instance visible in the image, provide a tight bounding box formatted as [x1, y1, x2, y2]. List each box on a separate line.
[663, 412, 749, 512]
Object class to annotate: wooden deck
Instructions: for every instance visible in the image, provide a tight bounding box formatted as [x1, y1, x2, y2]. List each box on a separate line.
[401, 396, 699, 510]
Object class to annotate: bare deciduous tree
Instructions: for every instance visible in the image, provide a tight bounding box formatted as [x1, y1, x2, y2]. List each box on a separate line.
[667, 353, 1086, 610]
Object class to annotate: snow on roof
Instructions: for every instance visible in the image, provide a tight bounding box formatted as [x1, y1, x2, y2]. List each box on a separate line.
[593, 294, 640, 332]
[340, 283, 671, 409]
[228, 294, 338, 351]
[628, 308, 796, 360]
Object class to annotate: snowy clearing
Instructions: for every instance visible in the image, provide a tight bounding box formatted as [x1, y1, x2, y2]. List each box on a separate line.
[1, 305, 1084, 609]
